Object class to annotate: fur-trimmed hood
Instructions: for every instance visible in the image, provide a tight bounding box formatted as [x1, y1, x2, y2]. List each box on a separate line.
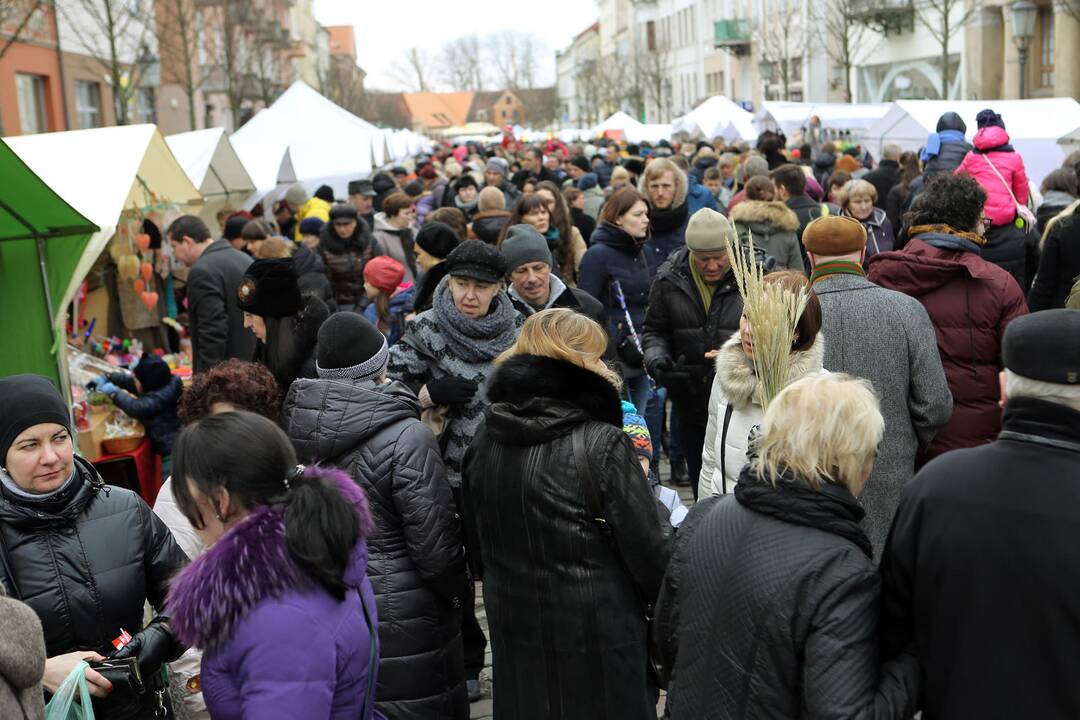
[714, 330, 826, 410]
[168, 466, 374, 654]
[730, 200, 801, 232]
[484, 354, 624, 444]
[638, 164, 689, 211]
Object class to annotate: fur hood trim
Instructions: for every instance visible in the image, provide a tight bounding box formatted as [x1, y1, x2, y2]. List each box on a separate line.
[730, 200, 801, 232]
[487, 354, 624, 428]
[714, 330, 826, 410]
[637, 164, 689, 210]
[168, 465, 373, 653]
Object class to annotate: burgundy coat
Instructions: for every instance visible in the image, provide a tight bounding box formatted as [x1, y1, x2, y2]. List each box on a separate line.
[868, 237, 1028, 460]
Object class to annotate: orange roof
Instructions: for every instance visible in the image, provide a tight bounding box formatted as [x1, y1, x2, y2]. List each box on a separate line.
[401, 92, 475, 129]
[325, 26, 356, 60]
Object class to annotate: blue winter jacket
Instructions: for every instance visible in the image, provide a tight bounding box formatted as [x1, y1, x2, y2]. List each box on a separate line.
[686, 178, 718, 216]
[106, 373, 183, 456]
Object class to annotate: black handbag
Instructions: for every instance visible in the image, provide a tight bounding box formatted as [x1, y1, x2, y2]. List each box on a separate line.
[89, 656, 148, 718]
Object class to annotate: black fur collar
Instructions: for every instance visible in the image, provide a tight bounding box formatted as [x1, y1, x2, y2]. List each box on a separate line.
[487, 354, 623, 427]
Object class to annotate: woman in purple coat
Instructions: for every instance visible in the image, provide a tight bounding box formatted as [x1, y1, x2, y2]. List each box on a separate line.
[168, 411, 382, 720]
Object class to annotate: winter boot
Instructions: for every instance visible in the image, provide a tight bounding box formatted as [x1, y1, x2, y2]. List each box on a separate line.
[670, 458, 690, 486]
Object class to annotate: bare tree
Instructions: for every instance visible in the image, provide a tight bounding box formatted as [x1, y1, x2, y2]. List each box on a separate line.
[203, 1, 258, 129]
[389, 47, 432, 92]
[0, 0, 50, 134]
[638, 49, 672, 123]
[486, 31, 541, 90]
[154, 0, 202, 130]
[756, 0, 805, 101]
[56, 0, 156, 124]
[913, 0, 977, 99]
[575, 58, 606, 126]
[324, 57, 365, 116]
[441, 35, 485, 91]
[821, 0, 879, 101]
[249, 28, 283, 109]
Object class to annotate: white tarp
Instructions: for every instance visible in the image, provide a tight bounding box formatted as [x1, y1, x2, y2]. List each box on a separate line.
[231, 81, 380, 200]
[757, 102, 892, 138]
[592, 112, 672, 144]
[166, 128, 255, 223]
[672, 96, 757, 142]
[865, 98, 1080, 185]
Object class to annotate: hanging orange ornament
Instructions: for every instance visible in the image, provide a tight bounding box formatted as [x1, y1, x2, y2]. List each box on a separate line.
[140, 291, 159, 310]
[136, 233, 151, 251]
[140, 262, 153, 282]
[133, 278, 145, 294]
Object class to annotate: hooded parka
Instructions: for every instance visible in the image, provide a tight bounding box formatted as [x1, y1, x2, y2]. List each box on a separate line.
[283, 378, 469, 720]
[462, 355, 672, 720]
[318, 220, 377, 310]
[730, 199, 805, 272]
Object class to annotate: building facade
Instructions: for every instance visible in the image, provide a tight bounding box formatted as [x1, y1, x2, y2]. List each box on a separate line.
[0, 1, 66, 136]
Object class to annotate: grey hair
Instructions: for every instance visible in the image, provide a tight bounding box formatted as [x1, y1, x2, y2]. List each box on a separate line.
[1005, 370, 1080, 412]
[882, 143, 903, 161]
[740, 156, 770, 183]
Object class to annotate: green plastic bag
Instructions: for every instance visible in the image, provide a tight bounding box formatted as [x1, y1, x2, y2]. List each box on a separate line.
[45, 660, 95, 720]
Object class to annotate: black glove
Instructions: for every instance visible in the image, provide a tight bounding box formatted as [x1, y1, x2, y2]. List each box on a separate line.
[651, 355, 692, 393]
[427, 376, 479, 406]
[109, 620, 183, 677]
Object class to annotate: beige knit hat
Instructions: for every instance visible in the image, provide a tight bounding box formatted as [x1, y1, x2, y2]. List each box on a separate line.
[685, 208, 736, 253]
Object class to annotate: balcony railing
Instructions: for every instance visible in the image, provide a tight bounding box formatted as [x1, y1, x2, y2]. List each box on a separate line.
[849, 0, 915, 35]
[714, 19, 751, 56]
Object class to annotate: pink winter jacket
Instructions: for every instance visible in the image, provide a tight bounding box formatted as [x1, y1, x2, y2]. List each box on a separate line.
[954, 126, 1029, 227]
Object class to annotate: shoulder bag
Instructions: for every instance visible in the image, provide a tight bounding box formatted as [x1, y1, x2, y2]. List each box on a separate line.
[981, 154, 1037, 227]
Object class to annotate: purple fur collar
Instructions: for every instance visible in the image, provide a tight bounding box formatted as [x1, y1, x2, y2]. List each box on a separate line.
[168, 466, 373, 653]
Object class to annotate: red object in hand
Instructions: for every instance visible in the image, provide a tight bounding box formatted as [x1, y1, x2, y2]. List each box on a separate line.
[112, 628, 133, 651]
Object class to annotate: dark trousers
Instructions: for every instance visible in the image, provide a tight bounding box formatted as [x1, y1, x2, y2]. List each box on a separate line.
[672, 398, 707, 501]
[452, 485, 489, 680]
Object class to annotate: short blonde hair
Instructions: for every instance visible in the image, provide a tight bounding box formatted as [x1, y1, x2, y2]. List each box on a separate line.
[840, 178, 877, 206]
[254, 236, 294, 260]
[754, 373, 882, 492]
[498, 308, 620, 389]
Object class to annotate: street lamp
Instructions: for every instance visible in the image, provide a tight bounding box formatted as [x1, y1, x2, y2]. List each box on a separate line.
[1010, 0, 1037, 99]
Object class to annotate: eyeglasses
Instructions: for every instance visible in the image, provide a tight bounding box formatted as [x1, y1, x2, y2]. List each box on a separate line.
[979, 216, 990, 229]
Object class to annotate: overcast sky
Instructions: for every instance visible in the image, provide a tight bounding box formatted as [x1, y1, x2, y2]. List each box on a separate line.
[312, 0, 599, 91]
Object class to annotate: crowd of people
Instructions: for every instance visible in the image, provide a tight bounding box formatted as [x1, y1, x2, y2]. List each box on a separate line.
[2, 105, 1080, 720]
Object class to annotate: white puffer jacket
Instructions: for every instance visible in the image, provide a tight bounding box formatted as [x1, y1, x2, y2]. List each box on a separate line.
[698, 331, 826, 499]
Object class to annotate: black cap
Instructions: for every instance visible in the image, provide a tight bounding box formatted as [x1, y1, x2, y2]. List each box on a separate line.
[371, 172, 396, 194]
[416, 222, 461, 260]
[445, 239, 507, 284]
[570, 155, 590, 173]
[329, 203, 359, 223]
[224, 215, 248, 241]
[133, 353, 173, 393]
[348, 179, 375, 196]
[391, 166, 409, 176]
[403, 181, 424, 198]
[237, 258, 302, 318]
[0, 375, 70, 465]
[316, 312, 388, 382]
[1003, 309, 1080, 385]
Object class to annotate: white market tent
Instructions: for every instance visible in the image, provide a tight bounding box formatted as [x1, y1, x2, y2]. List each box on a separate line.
[382, 128, 429, 163]
[231, 81, 383, 202]
[232, 144, 298, 211]
[865, 98, 1080, 185]
[1057, 126, 1080, 155]
[757, 102, 892, 138]
[166, 127, 255, 224]
[672, 96, 757, 142]
[592, 111, 672, 144]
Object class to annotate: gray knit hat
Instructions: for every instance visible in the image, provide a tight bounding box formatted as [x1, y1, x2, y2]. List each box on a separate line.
[500, 224, 552, 274]
[284, 183, 307, 207]
[485, 158, 509, 179]
[685, 208, 736, 253]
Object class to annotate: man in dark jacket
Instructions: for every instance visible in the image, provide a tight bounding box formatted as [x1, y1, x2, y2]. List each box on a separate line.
[483, 158, 520, 210]
[863, 143, 902, 210]
[881, 309, 1080, 720]
[347, 178, 377, 232]
[771, 163, 823, 269]
[640, 157, 691, 276]
[169, 215, 255, 373]
[899, 112, 974, 229]
[511, 146, 559, 190]
[643, 209, 744, 500]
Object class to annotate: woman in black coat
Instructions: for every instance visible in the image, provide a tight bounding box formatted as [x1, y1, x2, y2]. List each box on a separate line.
[0, 375, 188, 719]
[654, 373, 920, 719]
[283, 312, 470, 720]
[463, 308, 671, 720]
[1028, 200, 1080, 311]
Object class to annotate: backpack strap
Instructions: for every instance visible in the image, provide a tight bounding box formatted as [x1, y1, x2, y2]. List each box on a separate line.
[719, 403, 735, 495]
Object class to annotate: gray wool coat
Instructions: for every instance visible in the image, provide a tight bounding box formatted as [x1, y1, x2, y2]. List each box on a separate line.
[0, 595, 45, 720]
[814, 273, 952, 559]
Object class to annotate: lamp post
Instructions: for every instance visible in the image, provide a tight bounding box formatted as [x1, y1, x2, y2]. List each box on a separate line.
[1010, 0, 1037, 99]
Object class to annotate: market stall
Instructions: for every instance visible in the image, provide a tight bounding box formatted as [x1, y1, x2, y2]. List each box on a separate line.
[592, 111, 672, 144]
[671, 96, 757, 143]
[865, 98, 1080, 185]
[166, 127, 256, 226]
[756, 101, 891, 141]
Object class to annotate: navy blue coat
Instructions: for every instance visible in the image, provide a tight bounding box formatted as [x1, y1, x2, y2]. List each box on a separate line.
[578, 223, 652, 378]
[643, 209, 689, 277]
[106, 373, 183, 456]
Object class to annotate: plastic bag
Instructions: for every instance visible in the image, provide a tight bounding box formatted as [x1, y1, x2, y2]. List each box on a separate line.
[45, 660, 95, 720]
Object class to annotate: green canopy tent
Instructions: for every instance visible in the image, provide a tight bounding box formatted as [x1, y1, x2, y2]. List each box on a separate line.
[0, 138, 98, 386]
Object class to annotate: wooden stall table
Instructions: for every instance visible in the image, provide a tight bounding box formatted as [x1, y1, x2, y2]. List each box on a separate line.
[92, 437, 163, 505]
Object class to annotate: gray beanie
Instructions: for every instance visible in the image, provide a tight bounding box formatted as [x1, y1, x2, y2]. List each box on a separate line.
[501, 224, 552, 273]
[284, 183, 307, 207]
[685, 208, 736, 253]
[485, 158, 509, 179]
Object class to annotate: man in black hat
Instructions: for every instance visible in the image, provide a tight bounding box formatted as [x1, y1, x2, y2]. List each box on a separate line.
[881, 308, 1080, 719]
[347, 179, 377, 232]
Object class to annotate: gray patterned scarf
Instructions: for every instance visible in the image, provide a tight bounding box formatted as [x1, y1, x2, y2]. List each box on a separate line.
[432, 277, 520, 362]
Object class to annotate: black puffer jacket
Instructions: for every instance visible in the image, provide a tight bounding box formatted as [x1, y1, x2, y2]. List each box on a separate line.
[463, 355, 672, 720]
[642, 248, 743, 412]
[1029, 206, 1080, 310]
[252, 293, 330, 391]
[293, 244, 336, 311]
[283, 378, 469, 720]
[318, 221, 377, 310]
[0, 457, 188, 718]
[654, 468, 920, 719]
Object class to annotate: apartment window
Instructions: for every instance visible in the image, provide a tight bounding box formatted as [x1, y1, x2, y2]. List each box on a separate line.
[647, 20, 656, 51]
[1039, 7, 1054, 88]
[75, 80, 102, 129]
[505, 95, 512, 105]
[15, 73, 47, 134]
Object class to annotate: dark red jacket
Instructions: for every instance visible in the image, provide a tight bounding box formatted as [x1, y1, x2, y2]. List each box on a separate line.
[868, 237, 1028, 460]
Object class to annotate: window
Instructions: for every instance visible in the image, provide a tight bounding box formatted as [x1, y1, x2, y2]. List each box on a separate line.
[1039, 7, 1054, 88]
[136, 87, 156, 124]
[75, 80, 102, 129]
[647, 20, 656, 51]
[477, 109, 488, 121]
[15, 73, 46, 134]
[505, 95, 512, 105]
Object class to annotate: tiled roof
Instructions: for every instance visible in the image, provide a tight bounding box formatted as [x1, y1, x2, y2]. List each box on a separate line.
[324, 26, 355, 59]
[401, 92, 475, 129]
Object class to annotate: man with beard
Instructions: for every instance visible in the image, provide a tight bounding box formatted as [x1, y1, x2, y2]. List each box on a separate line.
[639, 157, 691, 277]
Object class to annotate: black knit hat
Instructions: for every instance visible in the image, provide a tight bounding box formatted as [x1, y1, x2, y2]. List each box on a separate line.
[314, 185, 335, 203]
[445, 239, 507, 284]
[224, 215, 248, 241]
[133, 353, 173, 393]
[1003, 309, 1080, 385]
[0, 375, 70, 465]
[372, 173, 396, 194]
[237, 259, 302, 318]
[329, 203, 359, 223]
[415, 222, 461, 260]
[316, 312, 388, 382]
[570, 155, 590, 173]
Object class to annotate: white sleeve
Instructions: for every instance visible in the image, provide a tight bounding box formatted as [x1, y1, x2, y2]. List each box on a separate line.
[698, 374, 722, 501]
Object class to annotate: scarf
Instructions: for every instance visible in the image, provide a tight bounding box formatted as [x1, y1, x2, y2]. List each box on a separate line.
[455, 197, 478, 214]
[509, 273, 567, 314]
[649, 201, 689, 234]
[432, 277, 520, 363]
[811, 260, 866, 284]
[909, 223, 986, 248]
[687, 251, 716, 312]
[920, 129, 967, 163]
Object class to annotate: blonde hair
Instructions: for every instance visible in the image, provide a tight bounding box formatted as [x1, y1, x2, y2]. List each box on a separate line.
[754, 373, 883, 491]
[839, 179, 877, 206]
[498, 308, 621, 389]
[254, 236, 294, 260]
[610, 166, 631, 185]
